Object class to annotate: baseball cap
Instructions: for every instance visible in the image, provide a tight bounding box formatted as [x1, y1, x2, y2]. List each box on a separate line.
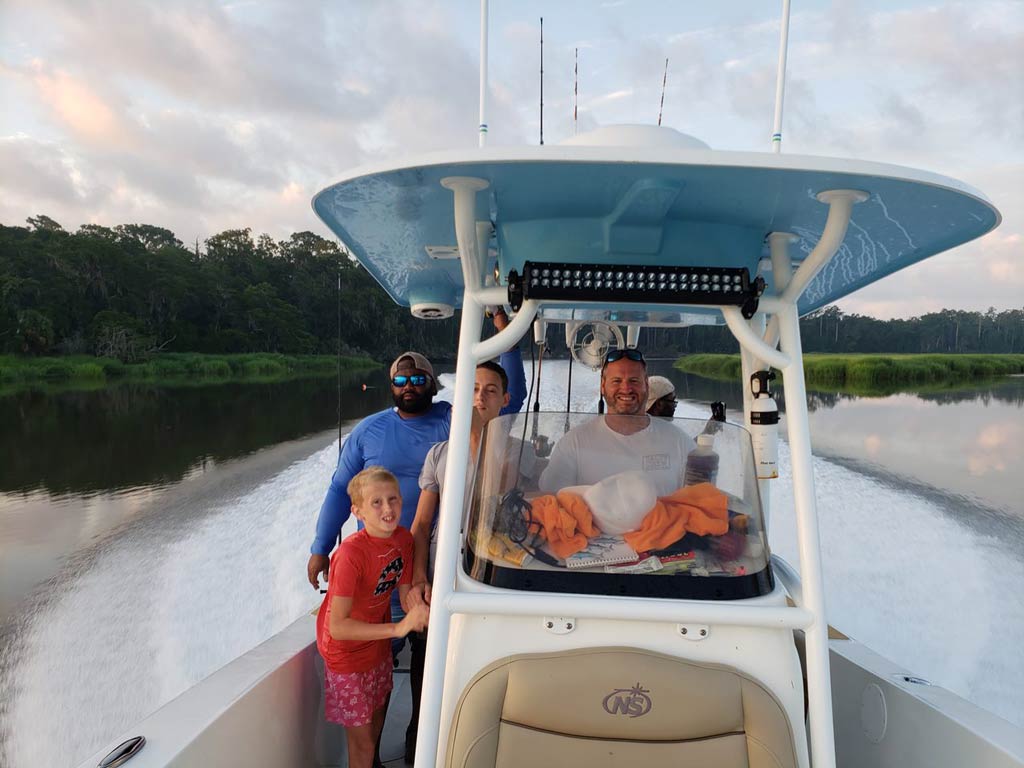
[385, 352, 432, 382]
[645, 375, 675, 411]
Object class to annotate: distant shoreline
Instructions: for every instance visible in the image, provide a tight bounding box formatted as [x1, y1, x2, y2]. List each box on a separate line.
[676, 353, 1024, 394]
[0, 352, 380, 392]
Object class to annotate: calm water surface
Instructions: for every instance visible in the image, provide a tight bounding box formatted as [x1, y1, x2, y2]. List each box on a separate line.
[0, 373, 394, 625]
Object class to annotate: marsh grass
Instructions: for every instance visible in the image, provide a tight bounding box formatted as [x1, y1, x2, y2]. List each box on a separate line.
[676, 353, 1024, 394]
[0, 353, 377, 391]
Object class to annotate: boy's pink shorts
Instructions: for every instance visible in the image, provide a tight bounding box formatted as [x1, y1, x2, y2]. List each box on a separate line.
[324, 656, 394, 727]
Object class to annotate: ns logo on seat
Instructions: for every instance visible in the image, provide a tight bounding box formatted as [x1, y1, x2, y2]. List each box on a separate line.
[602, 683, 653, 718]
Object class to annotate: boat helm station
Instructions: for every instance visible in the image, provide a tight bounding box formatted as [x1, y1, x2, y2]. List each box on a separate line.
[464, 413, 774, 602]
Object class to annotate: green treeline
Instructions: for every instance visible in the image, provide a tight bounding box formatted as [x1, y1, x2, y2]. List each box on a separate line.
[640, 305, 1024, 356]
[677, 353, 1024, 392]
[0, 216, 458, 361]
[0, 351, 378, 389]
[2, 216, 1022, 364]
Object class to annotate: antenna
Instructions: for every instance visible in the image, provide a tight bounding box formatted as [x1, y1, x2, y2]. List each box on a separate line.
[657, 58, 669, 126]
[479, 0, 489, 147]
[539, 17, 544, 145]
[771, 0, 792, 152]
[574, 47, 578, 135]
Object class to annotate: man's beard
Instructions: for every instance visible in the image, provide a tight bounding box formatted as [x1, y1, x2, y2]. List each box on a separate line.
[394, 388, 433, 415]
[604, 393, 644, 416]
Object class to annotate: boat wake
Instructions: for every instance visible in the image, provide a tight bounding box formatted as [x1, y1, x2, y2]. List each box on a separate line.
[0, 443, 337, 768]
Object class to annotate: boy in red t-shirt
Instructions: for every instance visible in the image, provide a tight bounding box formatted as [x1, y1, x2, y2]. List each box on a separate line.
[316, 466, 429, 768]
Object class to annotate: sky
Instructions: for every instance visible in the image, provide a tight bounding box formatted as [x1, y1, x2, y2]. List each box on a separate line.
[1, 0, 1020, 319]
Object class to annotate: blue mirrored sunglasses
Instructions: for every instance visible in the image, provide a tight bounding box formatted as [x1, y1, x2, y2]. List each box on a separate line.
[603, 348, 646, 366]
[392, 373, 428, 387]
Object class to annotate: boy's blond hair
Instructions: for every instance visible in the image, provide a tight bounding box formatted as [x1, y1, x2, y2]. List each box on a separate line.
[347, 466, 400, 508]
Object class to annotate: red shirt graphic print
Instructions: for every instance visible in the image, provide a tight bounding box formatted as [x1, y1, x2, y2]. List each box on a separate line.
[316, 527, 413, 674]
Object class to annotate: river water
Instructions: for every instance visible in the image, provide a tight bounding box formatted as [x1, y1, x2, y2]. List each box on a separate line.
[1, 362, 1022, 767]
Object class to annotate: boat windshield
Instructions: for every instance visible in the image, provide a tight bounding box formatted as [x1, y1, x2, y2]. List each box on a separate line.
[462, 413, 773, 601]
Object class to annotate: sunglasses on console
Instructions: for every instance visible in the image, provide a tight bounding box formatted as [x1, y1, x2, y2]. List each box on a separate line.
[392, 374, 428, 388]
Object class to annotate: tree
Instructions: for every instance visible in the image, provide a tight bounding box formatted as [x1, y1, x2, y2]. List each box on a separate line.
[16, 309, 55, 354]
[26, 215, 65, 233]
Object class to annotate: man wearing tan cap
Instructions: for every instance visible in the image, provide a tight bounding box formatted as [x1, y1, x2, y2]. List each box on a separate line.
[308, 334, 523, 585]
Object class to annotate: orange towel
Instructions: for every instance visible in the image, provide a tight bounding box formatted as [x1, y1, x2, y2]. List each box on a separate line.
[624, 483, 729, 552]
[556, 490, 600, 539]
[528, 492, 599, 559]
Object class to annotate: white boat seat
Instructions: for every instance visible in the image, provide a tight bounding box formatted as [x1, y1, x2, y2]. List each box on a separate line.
[445, 646, 799, 768]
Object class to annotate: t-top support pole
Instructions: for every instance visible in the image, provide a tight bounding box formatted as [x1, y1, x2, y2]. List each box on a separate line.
[417, 177, 490, 767]
[778, 298, 836, 768]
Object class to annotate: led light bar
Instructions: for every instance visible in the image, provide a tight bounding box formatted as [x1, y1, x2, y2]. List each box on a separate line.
[508, 261, 764, 318]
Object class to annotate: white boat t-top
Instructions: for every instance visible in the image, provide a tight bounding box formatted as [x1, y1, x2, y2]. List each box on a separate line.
[306, 121, 1006, 768]
[312, 122, 997, 326]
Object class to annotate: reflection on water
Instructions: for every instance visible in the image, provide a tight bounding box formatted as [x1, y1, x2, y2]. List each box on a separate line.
[666, 366, 1024, 414]
[0, 373, 391, 495]
[656, 365, 1024, 519]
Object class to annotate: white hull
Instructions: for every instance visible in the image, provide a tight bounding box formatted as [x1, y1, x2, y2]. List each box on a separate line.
[77, 612, 1024, 768]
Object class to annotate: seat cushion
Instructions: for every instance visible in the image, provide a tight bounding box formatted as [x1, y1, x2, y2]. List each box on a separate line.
[446, 646, 798, 768]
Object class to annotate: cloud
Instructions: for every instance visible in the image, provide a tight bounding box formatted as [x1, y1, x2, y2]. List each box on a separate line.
[30, 65, 132, 146]
[0, 136, 87, 205]
[982, 233, 1024, 285]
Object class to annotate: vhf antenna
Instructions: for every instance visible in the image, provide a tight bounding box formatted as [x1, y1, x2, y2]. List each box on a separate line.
[772, 0, 792, 152]
[657, 58, 669, 126]
[539, 17, 544, 145]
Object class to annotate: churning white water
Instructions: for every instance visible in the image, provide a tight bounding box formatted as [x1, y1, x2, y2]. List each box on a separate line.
[2, 361, 1021, 767]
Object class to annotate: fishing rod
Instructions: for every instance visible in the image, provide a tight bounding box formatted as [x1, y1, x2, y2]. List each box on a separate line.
[336, 270, 342, 455]
[658, 58, 668, 126]
[574, 47, 578, 136]
[539, 17, 544, 145]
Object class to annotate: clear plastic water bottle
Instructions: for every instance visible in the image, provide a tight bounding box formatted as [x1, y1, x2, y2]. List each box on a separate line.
[684, 434, 719, 486]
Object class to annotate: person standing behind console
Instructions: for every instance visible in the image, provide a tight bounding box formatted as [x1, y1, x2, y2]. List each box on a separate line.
[646, 375, 678, 418]
[539, 349, 695, 497]
[402, 359, 532, 762]
[408, 359, 536, 602]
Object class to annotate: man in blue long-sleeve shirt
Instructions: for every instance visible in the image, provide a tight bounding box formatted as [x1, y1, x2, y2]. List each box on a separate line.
[307, 310, 526, 588]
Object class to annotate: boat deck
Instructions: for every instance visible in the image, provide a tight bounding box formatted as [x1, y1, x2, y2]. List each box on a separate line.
[380, 660, 414, 768]
[316, 644, 415, 767]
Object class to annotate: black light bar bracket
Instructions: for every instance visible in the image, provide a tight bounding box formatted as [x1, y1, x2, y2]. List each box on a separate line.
[507, 261, 765, 319]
